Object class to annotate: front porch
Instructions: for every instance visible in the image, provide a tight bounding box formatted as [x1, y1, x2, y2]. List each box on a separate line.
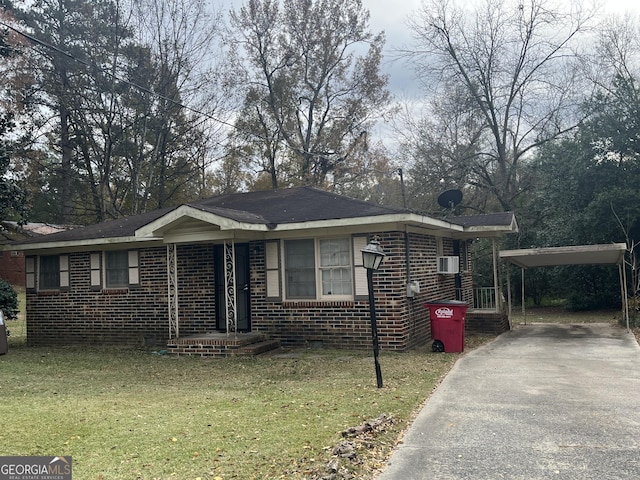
[167, 332, 280, 358]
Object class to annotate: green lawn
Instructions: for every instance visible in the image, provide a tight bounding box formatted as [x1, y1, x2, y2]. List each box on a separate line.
[510, 305, 622, 324]
[1, 316, 478, 480]
[3, 290, 621, 479]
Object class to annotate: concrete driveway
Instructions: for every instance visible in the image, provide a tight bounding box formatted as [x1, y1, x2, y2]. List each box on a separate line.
[377, 323, 640, 480]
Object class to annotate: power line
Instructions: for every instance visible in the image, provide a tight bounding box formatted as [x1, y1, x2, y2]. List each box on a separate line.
[0, 20, 238, 132]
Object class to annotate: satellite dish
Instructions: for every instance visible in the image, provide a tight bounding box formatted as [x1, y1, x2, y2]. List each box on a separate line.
[437, 189, 463, 210]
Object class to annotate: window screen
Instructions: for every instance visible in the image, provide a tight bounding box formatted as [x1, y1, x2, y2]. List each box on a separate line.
[39, 255, 60, 290]
[320, 238, 352, 295]
[106, 251, 129, 288]
[284, 239, 316, 298]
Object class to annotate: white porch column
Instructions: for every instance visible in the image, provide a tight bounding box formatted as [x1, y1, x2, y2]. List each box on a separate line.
[224, 240, 237, 337]
[167, 243, 179, 339]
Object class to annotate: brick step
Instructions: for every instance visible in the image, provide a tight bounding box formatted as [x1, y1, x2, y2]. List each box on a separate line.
[234, 339, 281, 356]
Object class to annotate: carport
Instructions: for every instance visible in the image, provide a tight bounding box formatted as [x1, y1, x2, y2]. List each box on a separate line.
[499, 243, 629, 330]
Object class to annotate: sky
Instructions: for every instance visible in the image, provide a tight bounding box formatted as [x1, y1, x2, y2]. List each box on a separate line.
[365, 0, 640, 98]
[220, 0, 640, 148]
[221, 0, 640, 99]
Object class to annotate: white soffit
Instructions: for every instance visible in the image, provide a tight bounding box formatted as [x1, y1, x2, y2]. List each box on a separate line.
[499, 243, 627, 269]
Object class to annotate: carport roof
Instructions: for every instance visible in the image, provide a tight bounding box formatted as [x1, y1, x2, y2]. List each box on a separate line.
[499, 243, 627, 269]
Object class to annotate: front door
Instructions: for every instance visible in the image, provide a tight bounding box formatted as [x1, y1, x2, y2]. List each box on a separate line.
[214, 243, 251, 332]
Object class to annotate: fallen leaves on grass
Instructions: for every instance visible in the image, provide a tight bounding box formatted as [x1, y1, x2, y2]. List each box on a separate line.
[303, 414, 395, 480]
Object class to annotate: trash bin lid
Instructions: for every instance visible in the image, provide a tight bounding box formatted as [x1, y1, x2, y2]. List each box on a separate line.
[425, 300, 467, 306]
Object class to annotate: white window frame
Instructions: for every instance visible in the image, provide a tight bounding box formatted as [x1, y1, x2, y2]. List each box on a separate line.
[318, 238, 353, 299]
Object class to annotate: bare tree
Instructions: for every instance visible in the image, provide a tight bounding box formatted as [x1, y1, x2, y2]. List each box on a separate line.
[406, 0, 597, 211]
[229, 0, 391, 189]
[129, 0, 234, 209]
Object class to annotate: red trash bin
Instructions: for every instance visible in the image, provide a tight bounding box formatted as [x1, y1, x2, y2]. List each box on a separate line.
[425, 300, 468, 353]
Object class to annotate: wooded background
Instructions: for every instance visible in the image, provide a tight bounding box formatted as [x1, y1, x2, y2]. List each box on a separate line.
[2, 0, 639, 309]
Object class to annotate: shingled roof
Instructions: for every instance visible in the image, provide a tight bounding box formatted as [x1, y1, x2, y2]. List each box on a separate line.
[188, 186, 406, 225]
[6, 187, 518, 249]
[10, 187, 408, 245]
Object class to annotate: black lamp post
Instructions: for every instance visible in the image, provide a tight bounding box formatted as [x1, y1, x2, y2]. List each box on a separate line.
[361, 238, 386, 388]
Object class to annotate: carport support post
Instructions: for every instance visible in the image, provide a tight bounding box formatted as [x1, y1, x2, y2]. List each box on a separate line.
[619, 263, 630, 332]
[506, 262, 512, 327]
[521, 268, 526, 324]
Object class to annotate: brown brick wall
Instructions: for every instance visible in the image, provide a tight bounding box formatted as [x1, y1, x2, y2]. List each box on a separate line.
[26, 232, 469, 350]
[0, 250, 25, 286]
[466, 311, 510, 335]
[27, 248, 169, 346]
[175, 244, 216, 336]
[250, 231, 464, 351]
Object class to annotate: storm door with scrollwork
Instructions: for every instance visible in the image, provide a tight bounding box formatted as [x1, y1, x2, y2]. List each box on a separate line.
[214, 243, 250, 332]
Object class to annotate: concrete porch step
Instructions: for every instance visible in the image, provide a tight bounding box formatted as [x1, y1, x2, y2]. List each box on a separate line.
[234, 339, 281, 356]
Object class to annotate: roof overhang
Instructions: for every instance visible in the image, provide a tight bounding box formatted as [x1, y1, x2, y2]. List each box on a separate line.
[134, 207, 472, 242]
[2, 207, 517, 252]
[3, 236, 165, 254]
[499, 243, 627, 269]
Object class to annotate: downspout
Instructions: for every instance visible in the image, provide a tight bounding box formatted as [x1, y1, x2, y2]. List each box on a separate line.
[453, 240, 462, 300]
[398, 168, 416, 338]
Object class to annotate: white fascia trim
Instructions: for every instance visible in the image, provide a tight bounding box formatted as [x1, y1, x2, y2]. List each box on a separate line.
[134, 205, 270, 238]
[271, 213, 464, 233]
[453, 222, 519, 238]
[4, 236, 164, 253]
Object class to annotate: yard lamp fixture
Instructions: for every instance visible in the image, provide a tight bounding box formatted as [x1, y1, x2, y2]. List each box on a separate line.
[361, 238, 386, 388]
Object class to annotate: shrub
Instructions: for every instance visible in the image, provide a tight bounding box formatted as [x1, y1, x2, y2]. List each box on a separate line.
[0, 279, 18, 320]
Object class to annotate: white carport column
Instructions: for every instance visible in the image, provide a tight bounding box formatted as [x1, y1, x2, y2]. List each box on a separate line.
[506, 262, 512, 328]
[224, 240, 237, 338]
[167, 243, 179, 339]
[619, 263, 630, 332]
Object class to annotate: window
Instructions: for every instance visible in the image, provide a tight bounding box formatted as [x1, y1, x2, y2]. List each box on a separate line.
[39, 255, 60, 290]
[319, 238, 352, 295]
[105, 251, 129, 288]
[285, 239, 316, 298]
[283, 237, 354, 300]
[90, 250, 140, 290]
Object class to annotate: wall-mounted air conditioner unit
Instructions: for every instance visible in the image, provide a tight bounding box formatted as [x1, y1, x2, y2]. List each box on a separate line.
[437, 256, 459, 274]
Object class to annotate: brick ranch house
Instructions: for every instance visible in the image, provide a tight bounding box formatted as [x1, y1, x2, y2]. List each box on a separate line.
[4, 187, 517, 356]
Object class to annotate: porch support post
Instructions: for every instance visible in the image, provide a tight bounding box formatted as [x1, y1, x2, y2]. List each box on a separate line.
[492, 238, 500, 312]
[224, 241, 237, 338]
[167, 243, 179, 339]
